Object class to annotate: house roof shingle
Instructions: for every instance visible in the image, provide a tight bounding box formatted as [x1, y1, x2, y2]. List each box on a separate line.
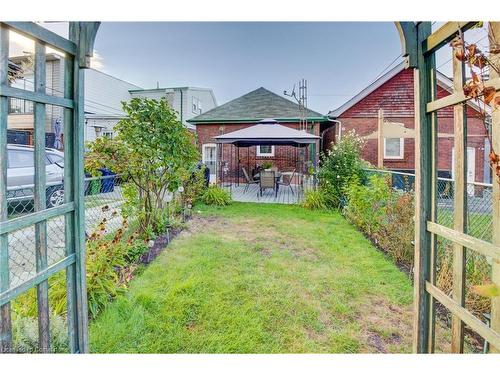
[188, 87, 325, 124]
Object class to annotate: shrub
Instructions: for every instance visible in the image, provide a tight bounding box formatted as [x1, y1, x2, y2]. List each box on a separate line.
[377, 190, 414, 265]
[343, 174, 414, 264]
[261, 161, 273, 170]
[318, 131, 367, 208]
[85, 97, 200, 236]
[12, 212, 148, 320]
[12, 313, 69, 353]
[301, 190, 328, 210]
[202, 186, 232, 206]
[182, 165, 208, 207]
[343, 174, 392, 237]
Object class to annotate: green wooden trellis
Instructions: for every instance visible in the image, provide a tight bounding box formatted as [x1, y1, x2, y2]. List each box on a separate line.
[397, 21, 500, 353]
[0, 22, 99, 353]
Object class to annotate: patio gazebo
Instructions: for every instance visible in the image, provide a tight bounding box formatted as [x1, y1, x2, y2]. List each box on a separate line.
[213, 118, 320, 204]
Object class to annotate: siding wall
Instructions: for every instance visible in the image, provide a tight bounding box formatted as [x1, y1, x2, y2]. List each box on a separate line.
[84, 69, 141, 116]
[8, 57, 64, 133]
[131, 88, 217, 128]
[336, 68, 489, 182]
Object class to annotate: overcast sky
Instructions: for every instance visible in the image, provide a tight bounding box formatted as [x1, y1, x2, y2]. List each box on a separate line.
[35, 22, 487, 114]
[90, 22, 403, 114]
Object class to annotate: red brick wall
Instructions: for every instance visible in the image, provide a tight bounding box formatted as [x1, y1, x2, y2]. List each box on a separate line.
[196, 122, 321, 181]
[336, 68, 488, 182]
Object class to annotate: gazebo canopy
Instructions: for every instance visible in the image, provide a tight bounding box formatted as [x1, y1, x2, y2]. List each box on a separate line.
[213, 119, 320, 147]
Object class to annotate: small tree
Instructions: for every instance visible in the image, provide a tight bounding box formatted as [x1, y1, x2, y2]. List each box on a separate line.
[86, 97, 199, 235]
[317, 130, 367, 208]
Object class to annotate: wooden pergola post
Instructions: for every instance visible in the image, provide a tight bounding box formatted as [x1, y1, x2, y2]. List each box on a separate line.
[412, 21, 435, 353]
[377, 108, 384, 168]
[450, 37, 467, 353]
[490, 21, 500, 354]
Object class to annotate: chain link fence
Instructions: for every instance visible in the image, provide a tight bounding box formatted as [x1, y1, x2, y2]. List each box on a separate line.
[7, 174, 124, 289]
[365, 169, 493, 321]
[6, 174, 124, 352]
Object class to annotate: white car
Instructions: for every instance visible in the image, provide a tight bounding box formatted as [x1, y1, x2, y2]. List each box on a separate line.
[7, 144, 65, 210]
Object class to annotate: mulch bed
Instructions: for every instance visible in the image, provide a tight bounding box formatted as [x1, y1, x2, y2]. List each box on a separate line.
[138, 218, 190, 266]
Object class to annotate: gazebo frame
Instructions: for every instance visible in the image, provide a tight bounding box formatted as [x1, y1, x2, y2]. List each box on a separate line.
[213, 119, 320, 202]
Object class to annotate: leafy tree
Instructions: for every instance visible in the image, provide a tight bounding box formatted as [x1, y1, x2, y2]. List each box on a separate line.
[85, 97, 199, 235]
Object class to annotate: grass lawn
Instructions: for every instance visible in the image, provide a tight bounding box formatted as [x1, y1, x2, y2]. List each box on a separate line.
[90, 202, 415, 353]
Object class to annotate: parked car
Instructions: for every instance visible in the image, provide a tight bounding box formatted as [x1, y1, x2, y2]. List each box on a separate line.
[7, 144, 65, 210]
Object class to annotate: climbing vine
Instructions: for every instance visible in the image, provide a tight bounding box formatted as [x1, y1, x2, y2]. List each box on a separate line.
[451, 23, 500, 186]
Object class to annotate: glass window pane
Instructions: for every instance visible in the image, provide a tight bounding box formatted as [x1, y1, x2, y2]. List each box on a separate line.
[385, 138, 401, 157]
[8, 150, 34, 168]
[259, 145, 272, 154]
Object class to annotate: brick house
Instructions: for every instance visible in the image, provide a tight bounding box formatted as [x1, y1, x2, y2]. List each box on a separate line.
[327, 63, 490, 184]
[188, 87, 330, 182]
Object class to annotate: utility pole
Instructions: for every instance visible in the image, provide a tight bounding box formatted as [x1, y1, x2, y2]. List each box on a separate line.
[284, 79, 308, 131]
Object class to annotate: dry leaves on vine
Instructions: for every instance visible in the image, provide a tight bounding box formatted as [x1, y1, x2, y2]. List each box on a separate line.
[471, 283, 500, 298]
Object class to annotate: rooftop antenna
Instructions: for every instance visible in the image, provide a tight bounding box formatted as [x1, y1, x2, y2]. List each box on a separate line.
[284, 79, 308, 131]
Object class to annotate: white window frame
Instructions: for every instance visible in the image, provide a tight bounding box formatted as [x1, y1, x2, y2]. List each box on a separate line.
[102, 130, 114, 139]
[383, 138, 404, 159]
[257, 145, 275, 157]
[192, 96, 201, 114]
[202, 143, 217, 163]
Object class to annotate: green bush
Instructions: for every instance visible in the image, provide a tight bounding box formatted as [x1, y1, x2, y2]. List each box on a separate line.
[343, 174, 414, 265]
[13, 214, 148, 320]
[301, 190, 328, 210]
[12, 313, 69, 353]
[261, 161, 273, 170]
[343, 174, 392, 237]
[182, 166, 208, 207]
[85, 97, 200, 236]
[318, 131, 367, 208]
[202, 186, 232, 206]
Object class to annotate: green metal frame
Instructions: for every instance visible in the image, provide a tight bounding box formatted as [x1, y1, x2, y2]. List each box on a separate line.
[397, 21, 500, 353]
[0, 22, 99, 353]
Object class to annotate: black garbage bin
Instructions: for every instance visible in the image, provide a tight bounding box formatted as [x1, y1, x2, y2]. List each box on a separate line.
[204, 164, 210, 187]
[99, 168, 116, 193]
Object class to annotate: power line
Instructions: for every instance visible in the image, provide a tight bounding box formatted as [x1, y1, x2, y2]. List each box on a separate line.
[436, 33, 489, 70]
[373, 54, 403, 81]
[13, 76, 127, 115]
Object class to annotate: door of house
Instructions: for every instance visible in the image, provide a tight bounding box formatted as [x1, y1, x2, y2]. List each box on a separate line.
[452, 147, 476, 196]
[202, 144, 217, 183]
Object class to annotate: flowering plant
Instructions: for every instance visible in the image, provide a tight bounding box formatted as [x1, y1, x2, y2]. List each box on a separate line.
[317, 130, 367, 208]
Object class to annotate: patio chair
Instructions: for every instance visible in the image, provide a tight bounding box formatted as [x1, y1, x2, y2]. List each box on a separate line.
[242, 167, 259, 193]
[259, 170, 277, 197]
[278, 169, 296, 195]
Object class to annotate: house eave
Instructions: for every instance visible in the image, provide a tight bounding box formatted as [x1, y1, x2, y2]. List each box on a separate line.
[188, 116, 327, 125]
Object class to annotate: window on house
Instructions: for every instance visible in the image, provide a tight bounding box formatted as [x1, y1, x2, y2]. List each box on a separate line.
[192, 97, 201, 114]
[102, 131, 114, 139]
[257, 145, 275, 157]
[8, 98, 34, 114]
[384, 138, 404, 159]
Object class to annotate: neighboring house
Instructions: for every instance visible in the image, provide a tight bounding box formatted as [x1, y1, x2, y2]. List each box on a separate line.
[84, 68, 142, 143]
[188, 87, 330, 181]
[129, 86, 217, 130]
[7, 53, 65, 146]
[327, 63, 490, 184]
[7, 56, 216, 145]
[6, 54, 142, 145]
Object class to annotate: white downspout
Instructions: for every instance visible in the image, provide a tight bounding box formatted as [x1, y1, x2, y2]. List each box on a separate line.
[326, 116, 342, 141]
